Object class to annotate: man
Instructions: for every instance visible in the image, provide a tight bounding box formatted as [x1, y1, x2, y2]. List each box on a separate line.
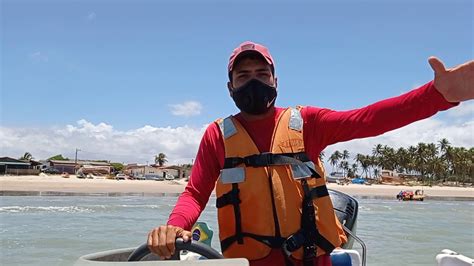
[148, 41, 473, 265]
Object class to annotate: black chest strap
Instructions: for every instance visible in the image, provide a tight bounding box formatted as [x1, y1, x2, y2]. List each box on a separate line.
[224, 152, 322, 179]
[282, 180, 335, 265]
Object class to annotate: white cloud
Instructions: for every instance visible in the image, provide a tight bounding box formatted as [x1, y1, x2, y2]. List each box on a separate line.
[0, 120, 207, 165]
[29, 52, 48, 62]
[322, 116, 474, 170]
[1, 111, 472, 168]
[86, 12, 96, 21]
[446, 101, 474, 118]
[169, 101, 202, 117]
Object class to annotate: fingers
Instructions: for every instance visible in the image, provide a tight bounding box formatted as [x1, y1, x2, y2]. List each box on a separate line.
[181, 229, 192, 242]
[147, 228, 160, 257]
[158, 226, 172, 259]
[175, 227, 192, 242]
[147, 225, 185, 260]
[166, 226, 177, 257]
[428, 56, 446, 74]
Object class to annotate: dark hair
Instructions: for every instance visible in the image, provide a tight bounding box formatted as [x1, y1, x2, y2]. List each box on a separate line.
[228, 52, 275, 82]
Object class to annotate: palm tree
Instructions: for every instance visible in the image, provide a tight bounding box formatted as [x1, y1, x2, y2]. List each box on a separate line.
[155, 153, 168, 167]
[19, 152, 33, 161]
[373, 168, 380, 180]
[451, 147, 472, 185]
[351, 163, 358, 178]
[339, 160, 349, 177]
[407, 146, 417, 175]
[372, 144, 384, 157]
[415, 142, 428, 182]
[442, 146, 456, 176]
[437, 139, 454, 180]
[431, 157, 447, 183]
[371, 144, 386, 177]
[342, 150, 350, 161]
[426, 143, 439, 184]
[340, 150, 350, 177]
[367, 155, 378, 179]
[396, 147, 409, 174]
[437, 138, 451, 155]
[356, 154, 370, 179]
[379, 145, 396, 171]
[328, 150, 342, 173]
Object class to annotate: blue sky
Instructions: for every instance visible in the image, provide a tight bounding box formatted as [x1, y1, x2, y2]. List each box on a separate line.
[1, 0, 473, 164]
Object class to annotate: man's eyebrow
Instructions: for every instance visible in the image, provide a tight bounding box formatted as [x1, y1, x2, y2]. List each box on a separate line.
[255, 68, 271, 73]
[235, 69, 251, 75]
[235, 68, 270, 74]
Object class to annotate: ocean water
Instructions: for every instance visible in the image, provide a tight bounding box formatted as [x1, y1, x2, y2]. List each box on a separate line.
[0, 195, 472, 266]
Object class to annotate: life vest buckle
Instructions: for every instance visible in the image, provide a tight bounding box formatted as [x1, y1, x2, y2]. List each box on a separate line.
[282, 232, 305, 256]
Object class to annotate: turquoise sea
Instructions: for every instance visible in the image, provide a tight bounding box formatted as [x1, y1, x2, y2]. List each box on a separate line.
[0, 195, 473, 265]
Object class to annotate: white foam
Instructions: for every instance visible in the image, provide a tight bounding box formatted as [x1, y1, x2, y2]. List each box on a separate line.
[0, 206, 93, 213]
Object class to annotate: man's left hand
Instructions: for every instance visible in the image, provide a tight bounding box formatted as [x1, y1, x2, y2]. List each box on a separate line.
[429, 57, 474, 102]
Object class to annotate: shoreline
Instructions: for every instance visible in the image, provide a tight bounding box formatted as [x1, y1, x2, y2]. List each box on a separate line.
[1, 190, 473, 201]
[1, 175, 473, 200]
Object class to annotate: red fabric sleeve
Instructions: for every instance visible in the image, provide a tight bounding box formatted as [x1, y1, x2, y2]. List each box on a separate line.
[301, 81, 458, 159]
[167, 122, 224, 230]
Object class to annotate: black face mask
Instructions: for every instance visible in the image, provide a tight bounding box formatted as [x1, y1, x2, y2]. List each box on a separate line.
[231, 79, 277, 115]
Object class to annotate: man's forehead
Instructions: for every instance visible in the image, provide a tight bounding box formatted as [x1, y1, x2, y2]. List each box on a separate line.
[233, 56, 272, 72]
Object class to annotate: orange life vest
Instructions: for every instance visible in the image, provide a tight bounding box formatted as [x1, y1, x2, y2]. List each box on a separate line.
[215, 107, 347, 261]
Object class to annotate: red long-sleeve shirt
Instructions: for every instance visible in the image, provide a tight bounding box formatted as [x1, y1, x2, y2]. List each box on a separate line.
[167, 81, 456, 265]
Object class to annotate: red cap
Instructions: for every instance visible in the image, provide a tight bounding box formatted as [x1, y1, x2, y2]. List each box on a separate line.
[228, 41, 275, 73]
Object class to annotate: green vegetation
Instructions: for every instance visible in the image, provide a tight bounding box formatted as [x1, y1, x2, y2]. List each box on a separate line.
[19, 152, 33, 161]
[328, 138, 473, 185]
[110, 162, 124, 172]
[47, 154, 70, 161]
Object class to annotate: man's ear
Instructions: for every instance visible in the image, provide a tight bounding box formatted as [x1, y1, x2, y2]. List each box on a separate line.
[274, 77, 278, 90]
[227, 81, 233, 97]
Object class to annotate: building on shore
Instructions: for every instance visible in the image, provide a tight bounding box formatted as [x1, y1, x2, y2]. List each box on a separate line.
[48, 160, 112, 175]
[124, 164, 191, 180]
[0, 157, 41, 175]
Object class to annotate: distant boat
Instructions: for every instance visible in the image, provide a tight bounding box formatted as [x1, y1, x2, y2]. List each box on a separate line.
[326, 171, 345, 183]
[396, 189, 425, 201]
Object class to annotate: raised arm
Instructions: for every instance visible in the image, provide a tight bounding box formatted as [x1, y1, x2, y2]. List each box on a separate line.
[303, 57, 473, 154]
[303, 81, 454, 153]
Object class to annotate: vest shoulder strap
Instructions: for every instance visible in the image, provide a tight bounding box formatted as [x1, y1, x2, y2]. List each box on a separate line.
[289, 107, 303, 132]
[216, 116, 237, 139]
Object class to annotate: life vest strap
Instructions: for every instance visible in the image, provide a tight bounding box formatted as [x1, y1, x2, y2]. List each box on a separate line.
[216, 187, 241, 208]
[220, 232, 287, 252]
[288, 179, 336, 263]
[223, 152, 322, 179]
[217, 184, 243, 245]
[224, 152, 310, 168]
[301, 181, 317, 264]
[309, 185, 330, 199]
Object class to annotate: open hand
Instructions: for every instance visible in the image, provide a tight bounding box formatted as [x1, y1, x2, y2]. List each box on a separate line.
[429, 57, 474, 102]
[147, 225, 192, 259]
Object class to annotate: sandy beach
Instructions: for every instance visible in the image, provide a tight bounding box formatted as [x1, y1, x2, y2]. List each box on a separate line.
[1, 174, 473, 199]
